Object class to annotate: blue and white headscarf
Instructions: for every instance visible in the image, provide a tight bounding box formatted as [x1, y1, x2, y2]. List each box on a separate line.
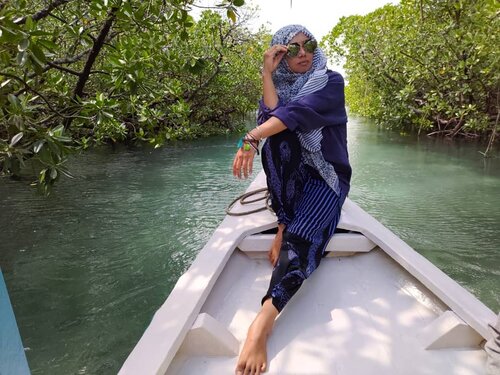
[271, 24, 340, 195]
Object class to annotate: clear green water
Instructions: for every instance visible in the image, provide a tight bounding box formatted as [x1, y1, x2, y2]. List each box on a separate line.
[0, 115, 499, 374]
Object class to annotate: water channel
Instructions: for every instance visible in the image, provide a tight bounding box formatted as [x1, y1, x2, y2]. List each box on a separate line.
[1, 114, 499, 374]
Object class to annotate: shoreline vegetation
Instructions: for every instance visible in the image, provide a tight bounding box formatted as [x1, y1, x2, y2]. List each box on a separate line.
[0, 0, 498, 194]
[321, 0, 499, 155]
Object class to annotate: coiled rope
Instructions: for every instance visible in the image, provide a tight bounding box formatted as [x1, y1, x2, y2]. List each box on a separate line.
[225, 188, 273, 216]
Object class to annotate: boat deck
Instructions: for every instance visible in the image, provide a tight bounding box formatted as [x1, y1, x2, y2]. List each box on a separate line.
[120, 171, 494, 375]
[167, 247, 486, 375]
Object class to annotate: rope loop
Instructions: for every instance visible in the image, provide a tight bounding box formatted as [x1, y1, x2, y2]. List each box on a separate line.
[225, 188, 273, 216]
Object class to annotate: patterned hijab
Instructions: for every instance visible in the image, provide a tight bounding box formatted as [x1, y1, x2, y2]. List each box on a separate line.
[271, 24, 328, 104]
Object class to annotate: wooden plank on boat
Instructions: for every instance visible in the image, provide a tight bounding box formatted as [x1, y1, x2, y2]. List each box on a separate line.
[420, 310, 484, 349]
[238, 232, 377, 257]
[177, 313, 239, 356]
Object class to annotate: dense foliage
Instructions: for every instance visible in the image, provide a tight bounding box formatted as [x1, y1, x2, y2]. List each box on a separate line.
[322, 0, 499, 155]
[0, 0, 266, 193]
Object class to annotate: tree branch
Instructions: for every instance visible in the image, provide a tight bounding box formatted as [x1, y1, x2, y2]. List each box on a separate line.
[26, 49, 90, 80]
[0, 71, 70, 118]
[482, 91, 499, 157]
[186, 22, 237, 102]
[47, 11, 69, 24]
[361, 47, 404, 86]
[398, 50, 442, 84]
[47, 61, 81, 76]
[52, 49, 92, 66]
[62, 7, 118, 129]
[89, 70, 110, 76]
[448, 112, 465, 138]
[71, 7, 118, 101]
[14, 0, 72, 25]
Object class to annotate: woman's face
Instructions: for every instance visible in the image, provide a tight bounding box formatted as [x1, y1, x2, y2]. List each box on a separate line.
[285, 32, 314, 74]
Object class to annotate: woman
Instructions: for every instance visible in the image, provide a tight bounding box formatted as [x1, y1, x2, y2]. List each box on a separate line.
[232, 24, 351, 375]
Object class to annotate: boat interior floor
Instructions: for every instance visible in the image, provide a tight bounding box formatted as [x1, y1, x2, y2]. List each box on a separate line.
[166, 248, 487, 375]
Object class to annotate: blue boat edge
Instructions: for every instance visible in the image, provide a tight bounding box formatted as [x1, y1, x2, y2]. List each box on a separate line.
[0, 268, 31, 375]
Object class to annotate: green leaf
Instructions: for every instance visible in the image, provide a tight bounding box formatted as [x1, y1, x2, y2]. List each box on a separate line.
[18, 38, 29, 52]
[181, 10, 188, 22]
[30, 42, 47, 64]
[39, 168, 47, 183]
[232, 0, 244, 6]
[25, 16, 34, 31]
[38, 39, 58, 52]
[227, 9, 236, 24]
[122, 2, 133, 17]
[0, 79, 11, 88]
[186, 58, 207, 74]
[33, 139, 46, 153]
[0, 26, 21, 43]
[16, 51, 28, 66]
[107, 56, 121, 66]
[58, 166, 74, 179]
[10, 132, 24, 146]
[30, 30, 52, 36]
[8, 94, 21, 108]
[52, 125, 65, 137]
[53, 135, 72, 143]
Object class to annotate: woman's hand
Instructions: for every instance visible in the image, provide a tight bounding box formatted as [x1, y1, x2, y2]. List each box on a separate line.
[263, 44, 287, 75]
[232, 147, 257, 179]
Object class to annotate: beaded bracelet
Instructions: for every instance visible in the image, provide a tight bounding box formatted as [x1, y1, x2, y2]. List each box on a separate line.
[237, 134, 260, 155]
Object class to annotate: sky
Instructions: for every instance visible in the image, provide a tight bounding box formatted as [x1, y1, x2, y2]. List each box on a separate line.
[244, 0, 397, 40]
[193, 0, 398, 73]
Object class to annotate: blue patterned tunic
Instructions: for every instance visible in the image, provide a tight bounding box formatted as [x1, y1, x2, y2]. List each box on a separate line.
[258, 70, 351, 312]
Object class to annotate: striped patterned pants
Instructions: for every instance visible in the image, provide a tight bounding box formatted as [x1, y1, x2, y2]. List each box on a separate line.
[261, 130, 344, 312]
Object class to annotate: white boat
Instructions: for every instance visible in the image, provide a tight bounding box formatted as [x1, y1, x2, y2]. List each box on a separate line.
[120, 171, 497, 374]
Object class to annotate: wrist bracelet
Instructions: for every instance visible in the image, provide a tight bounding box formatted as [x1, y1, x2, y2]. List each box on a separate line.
[255, 126, 264, 141]
[237, 136, 260, 155]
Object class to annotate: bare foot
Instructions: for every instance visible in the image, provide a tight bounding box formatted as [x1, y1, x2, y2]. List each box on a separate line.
[235, 300, 279, 375]
[268, 224, 285, 266]
[235, 321, 268, 375]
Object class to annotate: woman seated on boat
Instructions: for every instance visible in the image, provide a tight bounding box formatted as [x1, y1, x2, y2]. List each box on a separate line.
[232, 24, 351, 375]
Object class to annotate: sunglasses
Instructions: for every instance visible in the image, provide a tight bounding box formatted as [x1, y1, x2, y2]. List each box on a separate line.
[286, 39, 317, 57]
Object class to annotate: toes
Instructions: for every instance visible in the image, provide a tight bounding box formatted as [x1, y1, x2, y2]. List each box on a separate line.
[235, 361, 244, 375]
